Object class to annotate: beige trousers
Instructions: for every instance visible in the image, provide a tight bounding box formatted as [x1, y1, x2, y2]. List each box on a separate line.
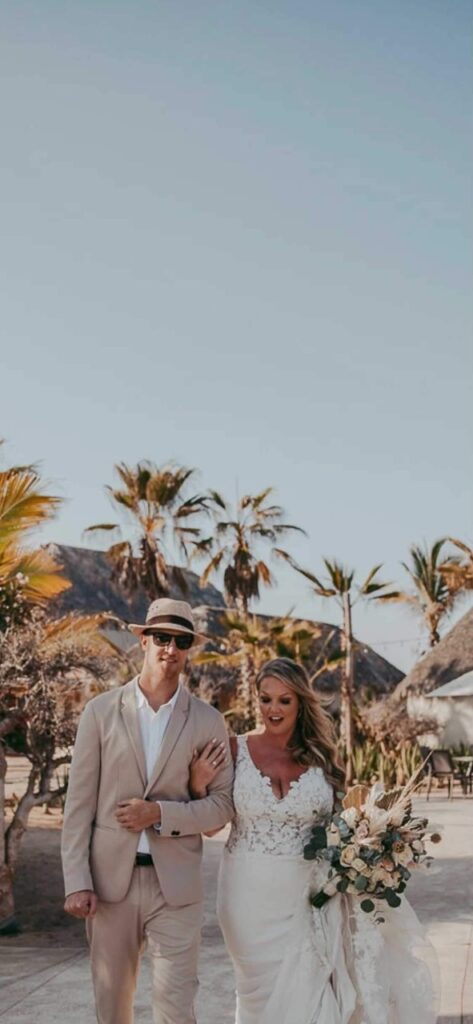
[86, 866, 203, 1024]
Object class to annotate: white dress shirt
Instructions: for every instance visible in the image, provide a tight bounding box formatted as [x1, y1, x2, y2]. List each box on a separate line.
[135, 679, 181, 854]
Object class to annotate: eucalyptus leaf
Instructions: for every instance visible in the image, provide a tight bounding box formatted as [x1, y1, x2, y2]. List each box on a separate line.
[310, 891, 330, 909]
[385, 889, 402, 908]
[310, 826, 328, 850]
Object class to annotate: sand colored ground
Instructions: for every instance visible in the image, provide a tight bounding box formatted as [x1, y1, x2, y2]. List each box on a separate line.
[1, 758, 472, 1023]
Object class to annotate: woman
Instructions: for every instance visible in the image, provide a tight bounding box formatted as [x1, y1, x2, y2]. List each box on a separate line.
[191, 658, 437, 1024]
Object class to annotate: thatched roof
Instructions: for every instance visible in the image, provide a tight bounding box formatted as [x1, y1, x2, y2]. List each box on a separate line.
[427, 670, 473, 699]
[392, 606, 473, 701]
[45, 543, 226, 621]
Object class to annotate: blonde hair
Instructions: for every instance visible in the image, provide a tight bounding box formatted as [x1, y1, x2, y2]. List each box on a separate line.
[255, 657, 345, 795]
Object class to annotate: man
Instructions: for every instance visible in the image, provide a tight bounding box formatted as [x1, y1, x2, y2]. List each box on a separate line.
[61, 598, 234, 1024]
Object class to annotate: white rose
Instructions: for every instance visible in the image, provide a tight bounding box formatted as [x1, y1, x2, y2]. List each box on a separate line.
[370, 866, 384, 885]
[341, 808, 359, 829]
[352, 856, 370, 875]
[327, 824, 341, 846]
[378, 868, 394, 886]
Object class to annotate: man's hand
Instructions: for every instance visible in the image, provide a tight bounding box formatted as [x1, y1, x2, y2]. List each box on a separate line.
[116, 798, 161, 831]
[64, 890, 97, 919]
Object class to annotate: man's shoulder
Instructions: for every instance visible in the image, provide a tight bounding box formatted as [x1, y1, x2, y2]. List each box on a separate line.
[82, 682, 133, 716]
[188, 692, 224, 724]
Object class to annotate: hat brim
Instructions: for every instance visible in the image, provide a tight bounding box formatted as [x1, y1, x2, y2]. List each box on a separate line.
[128, 621, 209, 643]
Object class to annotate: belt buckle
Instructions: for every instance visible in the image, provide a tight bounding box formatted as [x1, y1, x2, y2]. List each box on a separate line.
[135, 853, 153, 867]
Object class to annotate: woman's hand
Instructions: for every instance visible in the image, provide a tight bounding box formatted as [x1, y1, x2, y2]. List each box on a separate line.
[189, 739, 227, 798]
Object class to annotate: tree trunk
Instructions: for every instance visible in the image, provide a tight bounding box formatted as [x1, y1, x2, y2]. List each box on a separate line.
[0, 862, 15, 934]
[6, 789, 37, 876]
[427, 607, 442, 648]
[429, 624, 440, 647]
[341, 593, 355, 785]
[0, 746, 68, 932]
[0, 739, 16, 933]
[239, 653, 255, 727]
[0, 716, 22, 933]
[235, 598, 256, 728]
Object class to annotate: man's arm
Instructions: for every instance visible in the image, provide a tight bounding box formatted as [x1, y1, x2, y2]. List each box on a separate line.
[61, 701, 100, 896]
[158, 715, 234, 837]
[115, 715, 234, 837]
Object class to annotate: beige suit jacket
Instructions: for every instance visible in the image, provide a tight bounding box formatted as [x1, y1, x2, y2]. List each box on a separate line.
[61, 678, 234, 906]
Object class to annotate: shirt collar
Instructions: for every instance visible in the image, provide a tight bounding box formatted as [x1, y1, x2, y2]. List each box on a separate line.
[135, 678, 181, 712]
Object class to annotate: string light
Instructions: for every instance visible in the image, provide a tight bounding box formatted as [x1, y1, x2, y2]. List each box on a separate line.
[367, 638, 420, 647]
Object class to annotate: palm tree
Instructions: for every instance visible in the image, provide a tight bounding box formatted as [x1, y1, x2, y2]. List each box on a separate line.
[197, 612, 311, 671]
[193, 612, 342, 730]
[439, 538, 473, 596]
[86, 461, 208, 600]
[276, 553, 397, 782]
[0, 463, 70, 628]
[194, 488, 304, 721]
[392, 540, 461, 649]
[196, 488, 304, 613]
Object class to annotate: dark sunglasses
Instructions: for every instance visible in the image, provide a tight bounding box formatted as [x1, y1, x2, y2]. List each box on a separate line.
[145, 630, 194, 651]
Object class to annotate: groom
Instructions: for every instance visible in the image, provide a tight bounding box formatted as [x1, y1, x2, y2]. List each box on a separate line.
[61, 598, 234, 1024]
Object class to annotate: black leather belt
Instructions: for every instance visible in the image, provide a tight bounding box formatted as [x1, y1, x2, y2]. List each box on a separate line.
[135, 853, 154, 866]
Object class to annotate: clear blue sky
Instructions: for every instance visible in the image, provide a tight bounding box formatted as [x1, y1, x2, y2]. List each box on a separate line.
[2, 0, 472, 671]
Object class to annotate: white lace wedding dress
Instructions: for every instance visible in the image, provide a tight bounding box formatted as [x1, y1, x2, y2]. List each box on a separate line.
[217, 736, 438, 1024]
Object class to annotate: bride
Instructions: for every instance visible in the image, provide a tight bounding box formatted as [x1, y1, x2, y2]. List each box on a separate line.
[191, 657, 437, 1024]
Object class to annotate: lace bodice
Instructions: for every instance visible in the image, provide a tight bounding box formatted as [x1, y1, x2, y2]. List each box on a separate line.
[226, 735, 333, 856]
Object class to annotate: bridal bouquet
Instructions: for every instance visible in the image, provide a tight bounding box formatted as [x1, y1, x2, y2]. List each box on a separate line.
[304, 777, 441, 916]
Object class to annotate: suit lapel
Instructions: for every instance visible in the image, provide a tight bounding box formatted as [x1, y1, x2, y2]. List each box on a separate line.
[120, 678, 147, 787]
[144, 685, 190, 797]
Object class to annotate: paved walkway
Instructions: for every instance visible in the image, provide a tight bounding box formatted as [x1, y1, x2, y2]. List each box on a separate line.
[1, 796, 472, 1024]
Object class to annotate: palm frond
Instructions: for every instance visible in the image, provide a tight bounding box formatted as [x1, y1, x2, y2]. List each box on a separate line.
[207, 489, 227, 511]
[446, 537, 473, 558]
[256, 560, 273, 585]
[190, 536, 214, 559]
[323, 559, 354, 594]
[107, 488, 137, 512]
[276, 550, 337, 595]
[200, 550, 225, 586]
[359, 564, 383, 592]
[272, 522, 307, 535]
[84, 522, 120, 534]
[0, 545, 71, 603]
[0, 469, 62, 542]
[363, 582, 389, 595]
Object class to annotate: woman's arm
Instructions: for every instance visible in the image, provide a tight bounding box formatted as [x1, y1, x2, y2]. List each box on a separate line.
[189, 735, 236, 837]
[189, 738, 227, 798]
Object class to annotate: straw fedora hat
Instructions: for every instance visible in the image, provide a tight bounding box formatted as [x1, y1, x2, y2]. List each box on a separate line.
[128, 598, 209, 643]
